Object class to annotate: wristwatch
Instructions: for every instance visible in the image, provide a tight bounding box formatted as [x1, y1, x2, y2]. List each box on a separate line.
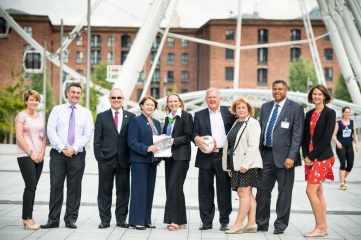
[27, 150, 33, 156]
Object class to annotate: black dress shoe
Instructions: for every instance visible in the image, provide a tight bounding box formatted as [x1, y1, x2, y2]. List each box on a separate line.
[199, 224, 212, 230]
[99, 222, 110, 228]
[220, 223, 229, 231]
[134, 225, 146, 230]
[116, 221, 129, 228]
[274, 229, 284, 234]
[145, 224, 156, 228]
[65, 222, 77, 229]
[40, 222, 59, 229]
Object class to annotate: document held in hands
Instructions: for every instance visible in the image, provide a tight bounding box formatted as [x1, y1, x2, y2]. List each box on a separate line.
[153, 135, 172, 157]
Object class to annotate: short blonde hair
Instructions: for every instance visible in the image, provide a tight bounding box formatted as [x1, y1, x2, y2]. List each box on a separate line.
[23, 90, 41, 103]
[164, 93, 184, 112]
[230, 97, 254, 117]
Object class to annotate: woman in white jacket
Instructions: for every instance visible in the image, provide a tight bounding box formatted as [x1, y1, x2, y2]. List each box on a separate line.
[222, 97, 263, 234]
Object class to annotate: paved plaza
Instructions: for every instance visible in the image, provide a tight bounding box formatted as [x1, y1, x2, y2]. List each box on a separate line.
[0, 143, 360, 240]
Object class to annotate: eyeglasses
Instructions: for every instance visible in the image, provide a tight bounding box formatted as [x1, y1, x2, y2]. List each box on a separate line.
[110, 96, 123, 100]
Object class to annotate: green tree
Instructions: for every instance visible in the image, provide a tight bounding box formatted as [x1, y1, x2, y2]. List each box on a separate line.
[30, 73, 54, 123]
[82, 63, 112, 119]
[333, 73, 353, 102]
[288, 57, 317, 92]
[0, 83, 25, 144]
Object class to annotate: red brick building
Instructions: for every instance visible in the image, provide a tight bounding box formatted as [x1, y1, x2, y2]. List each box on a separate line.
[0, 9, 339, 102]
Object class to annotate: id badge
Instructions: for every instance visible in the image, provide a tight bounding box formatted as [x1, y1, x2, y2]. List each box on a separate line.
[342, 128, 351, 138]
[281, 121, 290, 129]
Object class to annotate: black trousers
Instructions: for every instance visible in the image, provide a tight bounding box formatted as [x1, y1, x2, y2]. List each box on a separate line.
[48, 149, 85, 224]
[336, 141, 354, 172]
[198, 152, 232, 225]
[163, 158, 189, 224]
[97, 160, 130, 223]
[256, 148, 295, 231]
[17, 157, 43, 219]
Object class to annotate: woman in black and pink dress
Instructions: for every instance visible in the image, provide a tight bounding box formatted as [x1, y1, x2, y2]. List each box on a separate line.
[302, 84, 336, 237]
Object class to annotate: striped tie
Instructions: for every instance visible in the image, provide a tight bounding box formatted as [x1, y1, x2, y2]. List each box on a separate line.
[265, 104, 279, 147]
[114, 111, 119, 130]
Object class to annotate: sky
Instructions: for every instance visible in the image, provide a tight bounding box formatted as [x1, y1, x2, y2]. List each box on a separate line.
[0, 0, 319, 28]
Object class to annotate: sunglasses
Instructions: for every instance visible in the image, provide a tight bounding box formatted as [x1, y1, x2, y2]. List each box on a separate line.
[110, 96, 123, 100]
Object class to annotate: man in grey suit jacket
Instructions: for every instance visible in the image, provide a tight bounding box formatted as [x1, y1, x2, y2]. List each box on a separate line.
[256, 80, 304, 234]
[93, 88, 135, 229]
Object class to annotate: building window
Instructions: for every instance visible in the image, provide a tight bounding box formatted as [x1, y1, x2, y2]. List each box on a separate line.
[62, 51, 69, 63]
[91, 35, 101, 47]
[181, 53, 188, 65]
[181, 71, 188, 83]
[181, 89, 188, 93]
[107, 52, 114, 64]
[257, 68, 267, 84]
[137, 89, 142, 101]
[91, 50, 101, 64]
[152, 36, 161, 48]
[258, 48, 268, 63]
[225, 49, 234, 59]
[76, 51, 83, 64]
[121, 35, 130, 48]
[167, 53, 174, 65]
[121, 51, 128, 64]
[24, 26, 32, 37]
[324, 48, 333, 61]
[291, 29, 301, 41]
[324, 33, 331, 42]
[150, 51, 160, 66]
[258, 29, 268, 43]
[182, 39, 188, 48]
[324, 68, 333, 81]
[291, 48, 301, 62]
[76, 69, 83, 76]
[151, 87, 159, 99]
[76, 35, 83, 46]
[167, 37, 174, 47]
[107, 36, 114, 47]
[138, 71, 144, 83]
[151, 69, 160, 83]
[167, 71, 174, 83]
[225, 30, 234, 40]
[225, 67, 234, 81]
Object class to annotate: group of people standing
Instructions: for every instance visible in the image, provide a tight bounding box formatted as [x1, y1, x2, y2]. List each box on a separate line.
[15, 80, 358, 237]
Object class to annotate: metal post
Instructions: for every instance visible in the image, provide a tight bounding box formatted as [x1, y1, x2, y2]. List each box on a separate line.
[43, 41, 47, 128]
[59, 19, 63, 104]
[163, 74, 167, 97]
[86, 0, 91, 109]
[233, 0, 242, 90]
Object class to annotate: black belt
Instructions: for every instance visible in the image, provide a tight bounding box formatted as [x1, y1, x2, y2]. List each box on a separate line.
[213, 148, 223, 153]
[264, 146, 272, 151]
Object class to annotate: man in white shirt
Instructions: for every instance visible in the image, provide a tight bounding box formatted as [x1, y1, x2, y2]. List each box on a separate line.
[193, 88, 236, 231]
[41, 83, 94, 229]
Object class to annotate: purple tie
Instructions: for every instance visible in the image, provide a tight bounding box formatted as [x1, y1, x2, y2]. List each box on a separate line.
[68, 105, 75, 145]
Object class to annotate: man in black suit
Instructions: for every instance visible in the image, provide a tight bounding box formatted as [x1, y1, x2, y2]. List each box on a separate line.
[93, 88, 135, 229]
[256, 80, 304, 234]
[193, 88, 236, 231]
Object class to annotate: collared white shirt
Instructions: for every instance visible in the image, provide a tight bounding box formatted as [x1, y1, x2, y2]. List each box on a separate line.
[47, 102, 94, 153]
[167, 108, 182, 136]
[111, 108, 123, 133]
[263, 97, 287, 146]
[209, 107, 226, 148]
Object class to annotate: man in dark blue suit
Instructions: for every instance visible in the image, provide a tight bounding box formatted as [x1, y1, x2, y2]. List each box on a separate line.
[256, 80, 304, 234]
[93, 88, 135, 229]
[193, 88, 236, 231]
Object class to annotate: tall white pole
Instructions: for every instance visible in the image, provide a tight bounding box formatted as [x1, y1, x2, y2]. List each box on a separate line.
[233, 0, 242, 89]
[59, 19, 63, 104]
[86, 0, 91, 109]
[43, 41, 47, 128]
